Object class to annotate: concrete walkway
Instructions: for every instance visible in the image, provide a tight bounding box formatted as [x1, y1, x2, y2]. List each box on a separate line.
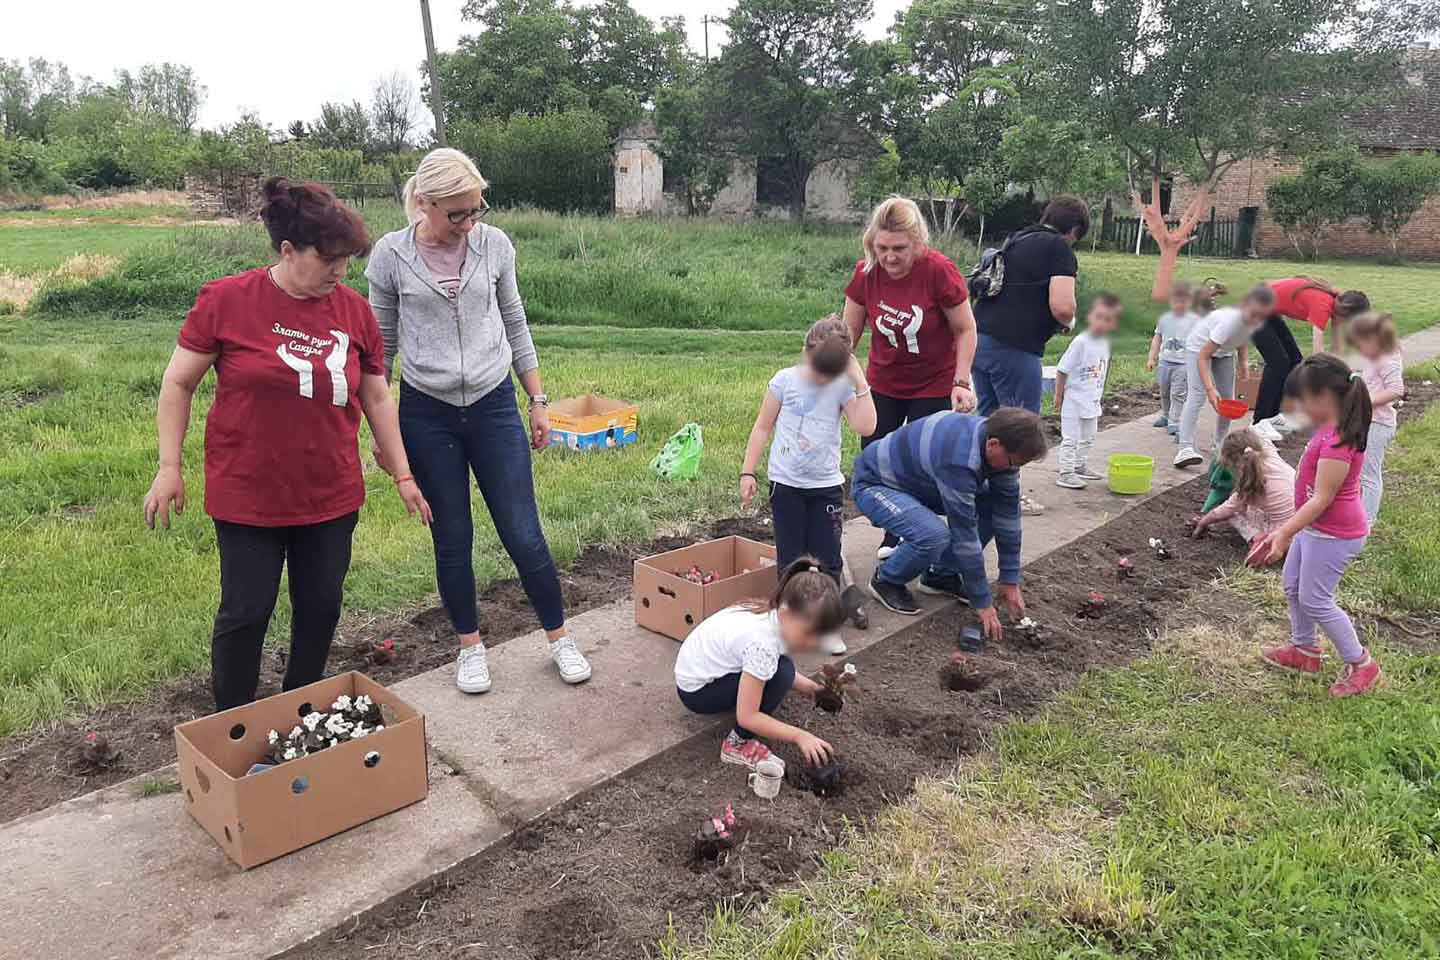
[6, 325, 1438, 960]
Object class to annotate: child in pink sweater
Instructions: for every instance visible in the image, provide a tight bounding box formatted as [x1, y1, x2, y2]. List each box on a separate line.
[1192, 429, 1295, 561]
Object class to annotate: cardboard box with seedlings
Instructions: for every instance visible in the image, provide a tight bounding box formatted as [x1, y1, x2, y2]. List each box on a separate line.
[173, 672, 428, 869]
[634, 535, 778, 640]
[548, 394, 639, 451]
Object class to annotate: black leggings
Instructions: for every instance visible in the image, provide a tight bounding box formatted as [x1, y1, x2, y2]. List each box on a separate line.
[1251, 315, 1303, 421]
[210, 511, 358, 712]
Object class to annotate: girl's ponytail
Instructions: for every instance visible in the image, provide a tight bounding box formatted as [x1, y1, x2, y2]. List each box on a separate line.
[755, 557, 845, 634]
[1219, 430, 1268, 506]
[1339, 371, 1373, 452]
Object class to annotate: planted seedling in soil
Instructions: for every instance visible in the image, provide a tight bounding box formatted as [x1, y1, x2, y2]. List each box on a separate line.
[813, 662, 860, 714]
[77, 731, 121, 772]
[1116, 556, 1135, 580]
[1078, 591, 1108, 619]
[1185, 515, 1209, 539]
[940, 650, 988, 692]
[692, 803, 738, 862]
[370, 638, 396, 665]
[1148, 537, 1171, 560]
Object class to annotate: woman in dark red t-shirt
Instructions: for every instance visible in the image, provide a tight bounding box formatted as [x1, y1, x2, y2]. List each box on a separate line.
[842, 197, 978, 556]
[1251, 276, 1370, 427]
[143, 179, 431, 712]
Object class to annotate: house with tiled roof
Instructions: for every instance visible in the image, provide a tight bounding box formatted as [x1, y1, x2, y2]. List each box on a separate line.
[1170, 46, 1440, 259]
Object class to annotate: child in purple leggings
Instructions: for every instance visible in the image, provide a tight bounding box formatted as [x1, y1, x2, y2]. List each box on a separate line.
[1256, 354, 1380, 697]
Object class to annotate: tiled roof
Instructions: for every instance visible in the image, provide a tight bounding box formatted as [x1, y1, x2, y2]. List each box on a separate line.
[1347, 47, 1440, 150]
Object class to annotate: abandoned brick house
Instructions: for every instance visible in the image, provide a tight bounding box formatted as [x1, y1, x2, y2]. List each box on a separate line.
[1170, 46, 1440, 260]
[613, 121, 865, 222]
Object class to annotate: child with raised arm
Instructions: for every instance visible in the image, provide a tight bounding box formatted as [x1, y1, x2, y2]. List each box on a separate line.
[740, 315, 877, 647]
[1347, 311, 1404, 521]
[1259, 355, 1379, 698]
[1147, 280, 1195, 436]
[1054, 293, 1119, 490]
[675, 559, 844, 771]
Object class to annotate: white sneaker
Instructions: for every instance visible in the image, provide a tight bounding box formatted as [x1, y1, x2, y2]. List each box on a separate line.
[1056, 473, 1087, 489]
[876, 544, 896, 560]
[456, 644, 492, 694]
[821, 632, 848, 655]
[1174, 447, 1203, 468]
[1019, 494, 1045, 516]
[1252, 420, 1283, 442]
[1267, 412, 1303, 434]
[1075, 465, 1106, 481]
[550, 636, 592, 684]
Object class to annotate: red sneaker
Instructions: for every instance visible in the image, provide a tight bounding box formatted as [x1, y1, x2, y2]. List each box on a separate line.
[720, 734, 775, 770]
[1330, 656, 1382, 698]
[1262, 644, 1324, 674]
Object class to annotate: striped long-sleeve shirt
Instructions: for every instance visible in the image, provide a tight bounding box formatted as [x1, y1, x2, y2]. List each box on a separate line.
[852, 412, 1023, 608]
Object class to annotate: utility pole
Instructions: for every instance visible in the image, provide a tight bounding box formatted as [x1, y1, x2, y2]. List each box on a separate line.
[702, 15, 710, 62]
[419, 0, 448, 146]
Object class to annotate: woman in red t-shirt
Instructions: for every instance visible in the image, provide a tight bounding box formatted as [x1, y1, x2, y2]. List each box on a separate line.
[842, 197, 978, 554]
[1252, 276, 1370, 427]
[142, 179, 431, 712]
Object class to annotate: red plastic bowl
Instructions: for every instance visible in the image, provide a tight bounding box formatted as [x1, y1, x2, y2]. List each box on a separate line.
[1217, 398, 1250, 420]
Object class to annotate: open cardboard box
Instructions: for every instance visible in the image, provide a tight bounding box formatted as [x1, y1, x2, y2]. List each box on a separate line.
[174, 672, 428, 869]
[548, 394, 639, 451]
[634, 535, 778, 640]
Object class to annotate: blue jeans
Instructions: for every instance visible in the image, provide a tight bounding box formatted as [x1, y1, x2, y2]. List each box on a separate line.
[399, 378, 565, 635]
[676, 655, 796, 739]
[852, 482, 996, 586]
[973, 333, 1044, 414]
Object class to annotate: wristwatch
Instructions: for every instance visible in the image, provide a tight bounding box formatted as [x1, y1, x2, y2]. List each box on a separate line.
[528, 393, 550, 409]
[953, 377, 972, 389]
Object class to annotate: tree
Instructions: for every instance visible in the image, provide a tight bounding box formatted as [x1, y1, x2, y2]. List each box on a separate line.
[310, 101, 373, 154]
[1266, 151, 1365, 260]
[370, 72, 419, 155]
[287, 120, 308, 141]
[1044, 0, 1434, 298]
[654, 76, 732, 215]
[1357, 153, 1440, 259]
[113, 63, 206, 132]
[710, 0, 882, 221]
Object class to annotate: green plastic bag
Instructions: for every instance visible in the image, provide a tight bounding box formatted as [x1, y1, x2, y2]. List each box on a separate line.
[1203, 460, 1234, 513]
[651, 423, 703, 480]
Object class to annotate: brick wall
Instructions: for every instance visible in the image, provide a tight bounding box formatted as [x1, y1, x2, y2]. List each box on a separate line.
[1171, 152, 1440, 261]
[184, 170, 263, 219]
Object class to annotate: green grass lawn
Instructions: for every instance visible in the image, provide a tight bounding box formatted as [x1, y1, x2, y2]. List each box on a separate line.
[4, 208, 1440, 736]
[663, 405, 1440, 960]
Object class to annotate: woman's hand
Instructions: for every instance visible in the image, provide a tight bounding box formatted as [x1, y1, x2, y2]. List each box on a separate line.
[396, 477, 433, 524]
[1206, 387, 1222, 412]
[528, 404, 551, 451]
[144, 466, 186, 530]
[740, 474, 758, 507]
[795, 731, 834, 767]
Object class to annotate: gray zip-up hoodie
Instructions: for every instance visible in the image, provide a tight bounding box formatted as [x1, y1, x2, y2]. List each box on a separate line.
[365, 222, 539, 406]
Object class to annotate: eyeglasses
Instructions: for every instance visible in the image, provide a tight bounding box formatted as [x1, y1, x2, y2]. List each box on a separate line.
[444, 199, 490, 224]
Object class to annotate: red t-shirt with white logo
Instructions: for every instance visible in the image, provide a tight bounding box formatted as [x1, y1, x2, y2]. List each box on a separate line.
[178, 268, 386, 527]
[844, 248, 969, 399]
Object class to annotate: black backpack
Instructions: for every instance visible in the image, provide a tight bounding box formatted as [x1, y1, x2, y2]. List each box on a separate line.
[967, 225, 1052, 301]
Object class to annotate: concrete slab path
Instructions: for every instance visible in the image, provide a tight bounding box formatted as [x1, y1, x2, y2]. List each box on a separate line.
[6, 325, 1438, 960]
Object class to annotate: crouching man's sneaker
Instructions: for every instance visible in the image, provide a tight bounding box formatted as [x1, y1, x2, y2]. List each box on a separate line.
[1261, 643, 1323, 674]
[869, 574, 920, 615]
[719, 731, 780, 770]
[550, 635, 592, 684]
[1330, 654, 1382, 698]
[917, 571, 968, 604]
[456, 643, 492, 694]
[1020, 494, 1045, 516]
[821, 632, 848, 655]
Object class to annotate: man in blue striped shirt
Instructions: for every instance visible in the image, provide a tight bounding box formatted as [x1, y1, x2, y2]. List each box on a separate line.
[852, 408, 1047, 640]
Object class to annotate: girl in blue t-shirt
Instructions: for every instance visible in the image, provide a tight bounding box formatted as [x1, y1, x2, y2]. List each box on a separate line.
[740, 315, 878, 650]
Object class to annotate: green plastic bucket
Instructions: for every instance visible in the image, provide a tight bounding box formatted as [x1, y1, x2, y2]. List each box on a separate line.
[1108, 454, 1155, 495]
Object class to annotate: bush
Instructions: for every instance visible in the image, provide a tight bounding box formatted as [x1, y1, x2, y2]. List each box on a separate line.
[0, 136, 70, 196]
[453, 110, 613, 214]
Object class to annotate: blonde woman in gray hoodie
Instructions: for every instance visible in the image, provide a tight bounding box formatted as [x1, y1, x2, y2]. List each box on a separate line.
[365, 148, 591, 695]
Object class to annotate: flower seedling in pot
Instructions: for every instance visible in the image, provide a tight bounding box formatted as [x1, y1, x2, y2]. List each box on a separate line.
[261, 694, 387, 768]
[677, 565, 718, 585]
[1116, 556, 1135, 580]
[1148, 537, 1171, 560]
[796, 760, 848, 797]
[692, 803, 738, 861]
[814, 662, 860, 713]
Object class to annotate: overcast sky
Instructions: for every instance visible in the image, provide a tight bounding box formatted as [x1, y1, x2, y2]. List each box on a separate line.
[3, 0, 907, 132]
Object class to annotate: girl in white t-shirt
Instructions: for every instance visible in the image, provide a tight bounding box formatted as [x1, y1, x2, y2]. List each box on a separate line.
[1175, 284, 1274, 468]
[675, 558, 844, 771]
